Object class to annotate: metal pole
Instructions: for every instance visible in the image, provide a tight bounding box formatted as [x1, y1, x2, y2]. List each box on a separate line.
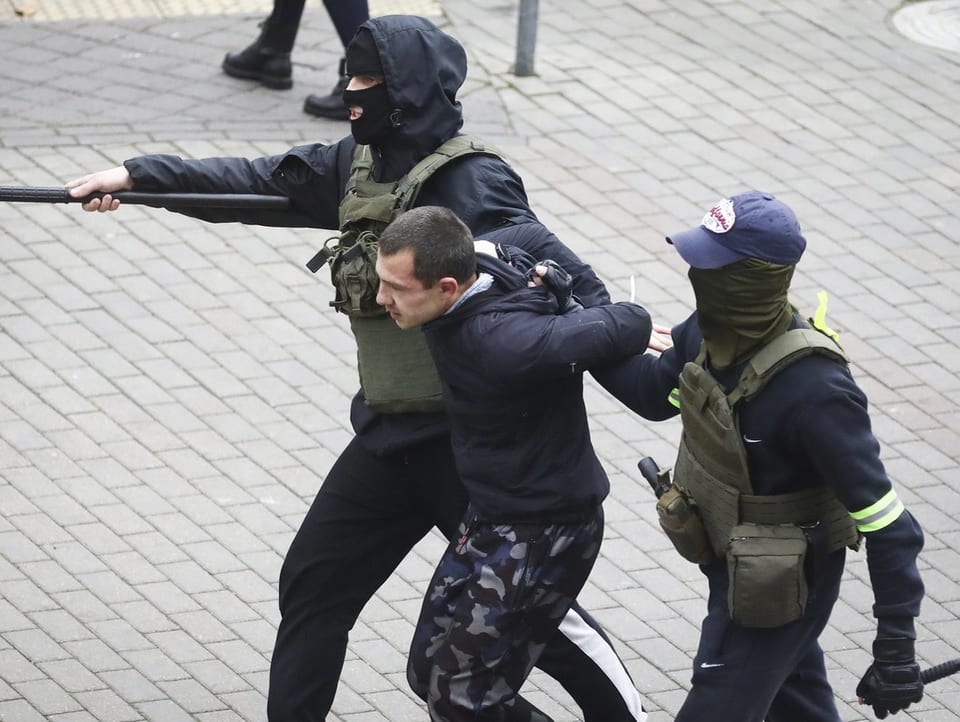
[514, 0, 539, 76]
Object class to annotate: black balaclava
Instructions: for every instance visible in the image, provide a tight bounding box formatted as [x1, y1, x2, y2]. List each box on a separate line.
[343, 28, 398, 146]
[688, 258, 796, 369]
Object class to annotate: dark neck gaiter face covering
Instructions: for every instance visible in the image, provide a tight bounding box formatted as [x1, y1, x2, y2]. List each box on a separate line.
[343, 84, 397, 146]
[688, 259, 796, 369]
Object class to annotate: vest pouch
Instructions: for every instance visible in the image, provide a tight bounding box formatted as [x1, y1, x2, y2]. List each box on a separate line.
[726, 523, 808, 629]
[328, 232, 383, 318]
[656, 486, 714, 564]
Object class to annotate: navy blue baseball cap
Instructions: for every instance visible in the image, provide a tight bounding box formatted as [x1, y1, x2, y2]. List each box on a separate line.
[667, 191, 806, 269]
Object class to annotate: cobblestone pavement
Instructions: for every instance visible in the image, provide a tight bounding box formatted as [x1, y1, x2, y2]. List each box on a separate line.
[1, 0, 959, 720]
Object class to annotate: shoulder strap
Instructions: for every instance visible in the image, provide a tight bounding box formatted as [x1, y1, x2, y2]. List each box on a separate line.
[344, 144, 376, 195]
[394, 135, 505, 210]
[729, 328, 848, 406]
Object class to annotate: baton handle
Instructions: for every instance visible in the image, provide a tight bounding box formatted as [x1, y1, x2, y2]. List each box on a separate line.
[921, 657, 960, 684]
[0, 185, 290, 210]
[637, 456, 671, 498]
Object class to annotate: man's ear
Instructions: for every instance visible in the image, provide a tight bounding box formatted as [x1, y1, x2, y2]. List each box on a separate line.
[438, 277, 459, 298]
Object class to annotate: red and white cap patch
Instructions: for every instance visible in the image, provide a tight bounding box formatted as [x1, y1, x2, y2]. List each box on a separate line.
[701, 198, 735, 234]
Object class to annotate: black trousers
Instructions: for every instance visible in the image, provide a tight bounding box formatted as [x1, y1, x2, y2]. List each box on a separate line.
[262, 0, 369, 51]
[266, 433, 645, 721]
[675, 550, 846, 722]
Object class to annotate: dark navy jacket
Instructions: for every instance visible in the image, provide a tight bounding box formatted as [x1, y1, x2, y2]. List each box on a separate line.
[120, 16, 610, 453]
[420, 253, 652, 522]
[598, 314, 925, 639]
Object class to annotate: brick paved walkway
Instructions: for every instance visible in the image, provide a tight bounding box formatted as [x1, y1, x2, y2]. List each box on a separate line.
[0, 0, 958, 720]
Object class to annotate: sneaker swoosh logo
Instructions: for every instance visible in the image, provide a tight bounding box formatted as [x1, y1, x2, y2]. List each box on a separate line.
[700, 662, 725, 669]
[742, 436, 762, 443]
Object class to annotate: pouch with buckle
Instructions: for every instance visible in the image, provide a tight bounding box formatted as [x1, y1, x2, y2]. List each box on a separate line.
[726, 522, 808, 628]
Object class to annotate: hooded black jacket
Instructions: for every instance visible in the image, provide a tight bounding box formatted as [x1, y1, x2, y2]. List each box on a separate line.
[421, 253, 652, 521]
[123, 15, 533, 234]
[121, 16, 612, 453]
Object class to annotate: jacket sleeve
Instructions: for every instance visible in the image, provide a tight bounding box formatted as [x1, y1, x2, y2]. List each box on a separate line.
[482, 222, 611, 308]
[480, 301, 652, 386]
[123, 140, 354, 228]
[790, 366, 925, 639]
[417, 155, 539, 237]
[590, 314, 700, 421]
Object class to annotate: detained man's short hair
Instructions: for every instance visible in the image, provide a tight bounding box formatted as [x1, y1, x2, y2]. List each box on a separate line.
[379, 206, 476, 287]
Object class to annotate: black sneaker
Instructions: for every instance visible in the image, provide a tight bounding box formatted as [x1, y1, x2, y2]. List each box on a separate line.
[222, 41, 293, 90]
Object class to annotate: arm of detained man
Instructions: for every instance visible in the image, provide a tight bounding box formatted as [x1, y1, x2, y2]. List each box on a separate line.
[485, 301, 653, 387]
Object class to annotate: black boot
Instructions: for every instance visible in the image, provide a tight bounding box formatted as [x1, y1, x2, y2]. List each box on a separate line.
[303, 58, 350, 120]
[222, 22, 293, 90]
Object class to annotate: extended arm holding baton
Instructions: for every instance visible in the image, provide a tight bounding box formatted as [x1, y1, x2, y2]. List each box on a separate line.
[0, 185, 291, 210]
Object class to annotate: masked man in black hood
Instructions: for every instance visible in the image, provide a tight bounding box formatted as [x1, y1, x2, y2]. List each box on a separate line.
[66, 15, 648, 722]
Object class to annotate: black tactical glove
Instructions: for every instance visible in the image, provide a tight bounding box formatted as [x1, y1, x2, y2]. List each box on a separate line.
[532, 259, 582, 313]
[856, 637, 923, 718]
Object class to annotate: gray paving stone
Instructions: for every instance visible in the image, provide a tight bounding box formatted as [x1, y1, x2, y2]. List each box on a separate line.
[13, 678, 82, 716]
[0, 698, 47, 721]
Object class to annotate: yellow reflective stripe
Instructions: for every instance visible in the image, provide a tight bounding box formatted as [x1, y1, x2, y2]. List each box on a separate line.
[668, 387, 680, 409]
[812, 290, 840, 343]
[850, 489, 905, 532]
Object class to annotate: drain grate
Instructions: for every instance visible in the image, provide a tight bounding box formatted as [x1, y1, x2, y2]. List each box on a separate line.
[891, 0, 960, 53]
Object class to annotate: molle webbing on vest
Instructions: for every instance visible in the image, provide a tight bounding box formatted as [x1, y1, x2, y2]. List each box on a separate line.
[678, 360, 752, 494]
[677, 437, 860, 556]
[673, 436, 743, 556]
[740, 488, 860, 551]
[674, 328, 860, 557]
[306, 136, 505, 414]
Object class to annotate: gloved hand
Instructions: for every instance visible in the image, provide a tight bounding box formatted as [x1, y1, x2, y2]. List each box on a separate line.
[531, 259, 582, 313]
[856, 637, 923, 719]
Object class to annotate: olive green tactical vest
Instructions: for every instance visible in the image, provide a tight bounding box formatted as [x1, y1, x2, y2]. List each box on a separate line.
[673, 327, 862, 557]
[305, 137, 504, 413]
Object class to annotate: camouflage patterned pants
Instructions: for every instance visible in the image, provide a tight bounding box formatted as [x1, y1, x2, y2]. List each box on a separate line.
[407, 506, 604, 722]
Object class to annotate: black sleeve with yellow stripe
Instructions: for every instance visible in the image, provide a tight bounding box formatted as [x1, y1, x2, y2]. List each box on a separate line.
[744, 354, 925, 640]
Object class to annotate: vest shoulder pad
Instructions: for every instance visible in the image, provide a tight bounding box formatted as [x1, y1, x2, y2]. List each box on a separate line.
[731, 328, 848, 405]
[394, 135, 506, 209]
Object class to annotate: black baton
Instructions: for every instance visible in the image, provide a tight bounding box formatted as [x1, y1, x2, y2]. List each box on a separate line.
[0, 185, 291, 210]
[921, 657, 960, 684]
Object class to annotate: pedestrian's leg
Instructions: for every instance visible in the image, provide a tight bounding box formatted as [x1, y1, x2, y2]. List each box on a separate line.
[535, 602, 647, 722]
[303, 0, 369, 117]
[322, 0, 369, 47]
[266, 436, 438, 721]
[222, 0, 305, 89]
